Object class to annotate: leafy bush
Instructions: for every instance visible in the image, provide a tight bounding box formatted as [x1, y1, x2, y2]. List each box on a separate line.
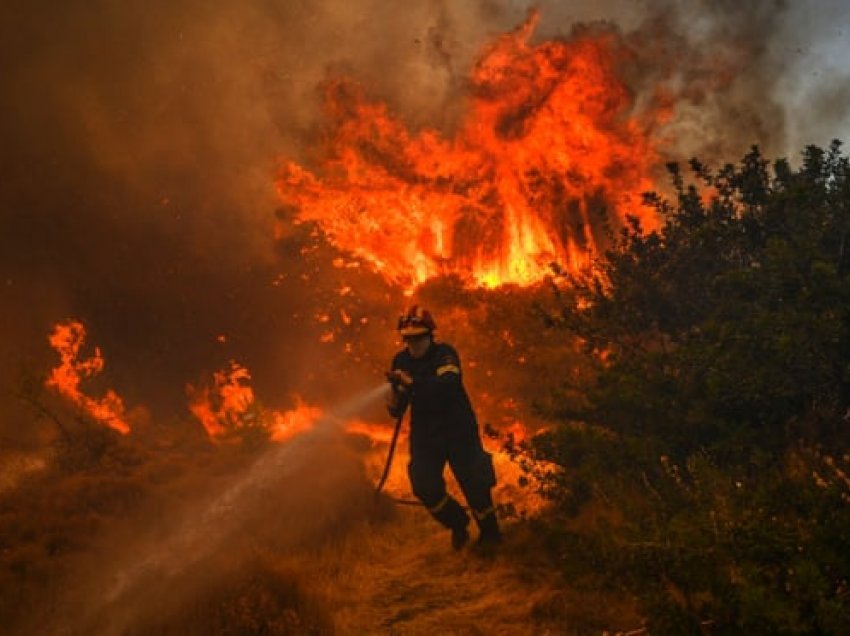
[535, 142, 850, 633]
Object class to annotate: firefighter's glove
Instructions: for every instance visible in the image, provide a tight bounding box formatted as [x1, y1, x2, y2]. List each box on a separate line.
[386, 369, 414, 391]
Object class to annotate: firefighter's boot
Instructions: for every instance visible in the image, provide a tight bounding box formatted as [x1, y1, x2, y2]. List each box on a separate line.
[451, 518, 470, 551]
[474, 507, 501, 546]
[427, 495, 470, 550]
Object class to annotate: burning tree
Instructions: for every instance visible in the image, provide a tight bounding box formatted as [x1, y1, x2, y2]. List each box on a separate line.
[275, 11, 661, 293]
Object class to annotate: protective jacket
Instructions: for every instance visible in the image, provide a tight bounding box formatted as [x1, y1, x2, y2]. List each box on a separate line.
[388, 342, 476, 445]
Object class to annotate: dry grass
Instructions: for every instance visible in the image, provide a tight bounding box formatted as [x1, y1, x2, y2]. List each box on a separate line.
[0, 418, 640, 635]
[270, 505, 575, 635]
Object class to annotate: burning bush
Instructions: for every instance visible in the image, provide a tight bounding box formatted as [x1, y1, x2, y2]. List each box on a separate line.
[187, 360, 324, 445]
[46, 320, 130, 435]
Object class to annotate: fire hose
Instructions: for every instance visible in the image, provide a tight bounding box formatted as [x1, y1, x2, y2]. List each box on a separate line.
[373, 412, 423, 506]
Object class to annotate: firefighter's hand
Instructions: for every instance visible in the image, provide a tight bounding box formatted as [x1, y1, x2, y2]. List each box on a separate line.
[387, 369, 413, 388]
[386, 389, 400, 410]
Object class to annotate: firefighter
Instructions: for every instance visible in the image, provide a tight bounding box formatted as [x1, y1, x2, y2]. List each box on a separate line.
[386, 306, 501, 550]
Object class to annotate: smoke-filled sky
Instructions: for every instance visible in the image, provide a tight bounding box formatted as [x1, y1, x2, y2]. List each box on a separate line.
[1, 0, 848, 438]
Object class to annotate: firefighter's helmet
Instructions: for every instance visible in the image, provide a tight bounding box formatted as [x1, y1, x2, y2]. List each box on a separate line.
[397, 306, 436, 337]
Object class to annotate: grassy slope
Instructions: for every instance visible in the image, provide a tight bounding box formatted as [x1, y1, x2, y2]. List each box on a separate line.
[288, 507, 563, 634]
[0, 418, 639, 635]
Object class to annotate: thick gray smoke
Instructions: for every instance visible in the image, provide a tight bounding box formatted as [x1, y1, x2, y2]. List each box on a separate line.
[1, 0, 848, 438]
[524, 0, 849, 160]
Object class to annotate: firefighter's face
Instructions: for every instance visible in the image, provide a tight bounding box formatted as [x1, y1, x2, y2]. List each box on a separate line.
[404, 333, 432, 358]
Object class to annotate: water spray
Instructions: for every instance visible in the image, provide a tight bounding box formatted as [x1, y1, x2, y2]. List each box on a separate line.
[55, 383, 389, 636]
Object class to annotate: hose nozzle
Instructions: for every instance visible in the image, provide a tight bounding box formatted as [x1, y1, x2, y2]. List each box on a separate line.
[385, 370, 402, 389]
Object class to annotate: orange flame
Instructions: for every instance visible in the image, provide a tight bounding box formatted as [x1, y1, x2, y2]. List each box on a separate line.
[46, 320, 130, 435]
[268, 397, 323, 443]
[187, 361, 323, 443]
[187, 360, 255, 439]
[276, 11, 660, 291]
[344, 419, 396, 445]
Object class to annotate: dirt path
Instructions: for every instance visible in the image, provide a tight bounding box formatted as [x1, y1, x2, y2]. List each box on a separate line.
[284, 506, 574, 634]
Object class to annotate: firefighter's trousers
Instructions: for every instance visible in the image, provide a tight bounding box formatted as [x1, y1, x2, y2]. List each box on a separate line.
[408, 433, 498, 533]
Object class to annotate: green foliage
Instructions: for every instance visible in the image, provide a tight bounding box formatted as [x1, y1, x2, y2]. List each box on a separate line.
[535, 141, 850, 633]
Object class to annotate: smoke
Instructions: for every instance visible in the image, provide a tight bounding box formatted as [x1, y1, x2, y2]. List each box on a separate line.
[0, 0, 488, 430]
[776, 2, 850, 152]
[1, 0, 848, 433]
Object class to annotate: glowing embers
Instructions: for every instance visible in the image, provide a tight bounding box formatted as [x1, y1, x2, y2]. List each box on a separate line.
[187, 360, 322, 443]
[46, 320, 130, 434]
[276, 10, 660, 291]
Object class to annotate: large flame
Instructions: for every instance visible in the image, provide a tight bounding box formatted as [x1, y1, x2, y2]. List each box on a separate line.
[187, 360, 323, 443]
[46, 320, 130, 435]
[276, 11, 660, 291]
